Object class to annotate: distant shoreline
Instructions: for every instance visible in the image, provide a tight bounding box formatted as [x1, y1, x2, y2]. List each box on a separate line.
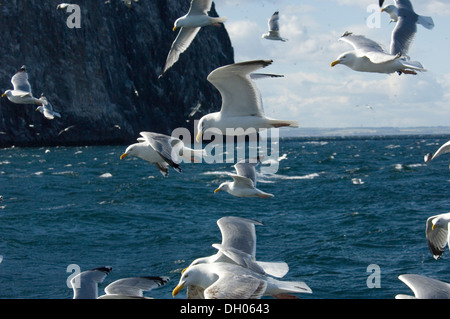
[280, 126, 450, 138]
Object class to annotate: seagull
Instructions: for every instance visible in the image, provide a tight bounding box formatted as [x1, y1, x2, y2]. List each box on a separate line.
[379, 0, 434, 57]
[396, 274, 450, 299]
[69, 266, 170, 299]
[172, 262, 311, 299]
[1, 66, 47, 106]
[36, 94, 61, 120]
[58, 125, 76, 136]
[120, 132, 205, 177]
[331, 32, 426, 75]
[426, 213, 450, 259]
[424, 140, 450, 164]
[214, 159, 274, 198]
[261, 11, 288, 42]
[196, 60, 299, 142]
[159, 0, 227, 78]
[178, 216, 298, 299]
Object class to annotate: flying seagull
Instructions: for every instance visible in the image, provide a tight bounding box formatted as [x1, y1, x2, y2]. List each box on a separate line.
[159, 0, 227, 78]
[214, 159, 274, 198]
[196, 60, 299, 142]
[379, 0, 434, 57]
[261, 11, 288, 42]
[2, 66, 47, 106]
[331, 32, 425, 75]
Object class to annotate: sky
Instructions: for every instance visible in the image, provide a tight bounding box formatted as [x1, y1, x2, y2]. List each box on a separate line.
[212, 0, 450, 129]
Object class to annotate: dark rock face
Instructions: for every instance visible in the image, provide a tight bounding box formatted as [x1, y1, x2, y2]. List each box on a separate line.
[0, 0, 234, 147]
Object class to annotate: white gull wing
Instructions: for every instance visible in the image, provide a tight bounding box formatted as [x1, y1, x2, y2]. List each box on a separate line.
[426, 213, 450, 259]
[102, 276, 170, 298]
[11, 66, 32, 96]
[234, 160, 258, 186]
[217, 216, 263, 257]
[204, 264, 267, 299]
[424, 140, 450, 163]
[139, 132, 182, 172]
[268, 11, 280, 32]
[71, 266, 112, 299]
[339, 33, 397, 64]
[390, 2, 418, 55]
[207, 60, 273, 117]
[397, 274, 450, 299]
[212, 243, 289, 278]
[160, 27, 201, 78]
[188, 0, 212, 15]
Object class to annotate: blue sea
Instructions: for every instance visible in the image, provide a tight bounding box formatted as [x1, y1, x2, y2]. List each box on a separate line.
[0, 134, 450, 299]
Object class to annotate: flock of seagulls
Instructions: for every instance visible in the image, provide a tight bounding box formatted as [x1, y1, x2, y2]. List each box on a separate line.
[1, 0, 449, 299]
[172, 217, 312, 299]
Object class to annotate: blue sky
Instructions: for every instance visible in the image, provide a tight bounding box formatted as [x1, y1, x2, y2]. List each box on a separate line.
[213, 0, 450, 128]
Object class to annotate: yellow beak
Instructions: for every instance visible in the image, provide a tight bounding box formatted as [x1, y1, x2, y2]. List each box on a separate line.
[120, 153, 128, 160]
[381, 8, 386, 12]
[172, 283, 185, 297]
[196, 131, 202, 143]
[331, 60, 340, 67]
[1, 93, 6, 98]
[214, 188, 220, 193]
[173, 26, 177, 31]
[432, 224, 436, 230]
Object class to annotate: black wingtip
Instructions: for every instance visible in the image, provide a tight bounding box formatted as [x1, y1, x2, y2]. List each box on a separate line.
[379, 0, 385, 8]
[92, 266, 113, 274]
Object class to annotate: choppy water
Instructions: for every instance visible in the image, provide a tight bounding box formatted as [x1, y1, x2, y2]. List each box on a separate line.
[0, 134, 449, 299]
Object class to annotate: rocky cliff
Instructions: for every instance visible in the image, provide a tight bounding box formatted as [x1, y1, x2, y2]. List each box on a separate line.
[0, 0, 234, 147]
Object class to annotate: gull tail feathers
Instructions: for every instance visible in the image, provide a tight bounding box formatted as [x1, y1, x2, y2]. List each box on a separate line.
[267, 277, 312, 294]
[401, 60, 426, 72]
[211, 17, 227, 24]
[417, 15, 434, 30]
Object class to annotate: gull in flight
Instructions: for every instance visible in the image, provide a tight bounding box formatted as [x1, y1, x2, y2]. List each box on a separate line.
[214, 159, 274, 198]
[159, 0, 227, 78]
[120, 131, 205, 177]
[379, 0, 434, 58]
[331, 32, 425, 75]
[196, 60, 299, 142]
[174, 216, 311, 299]
[70, 266, 170, 299]
[36, 94, 61, 120]
[424, 140, 450, 164]
[2, 66, 47, 106]
[261, 11, 288, 42]
[426, 212, 450, 259]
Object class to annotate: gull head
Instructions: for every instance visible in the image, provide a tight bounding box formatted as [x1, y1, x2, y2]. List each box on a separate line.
[381, 5, 398, 22]
[173, 17, 185, 31]
[214, 182, 230, 194]
[1, 90, 11, 98]
[431, 216, 450, 230]
[331, 52, 357, 68]
[120, 144, 138, 159]
[172, 264, 210, 297]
